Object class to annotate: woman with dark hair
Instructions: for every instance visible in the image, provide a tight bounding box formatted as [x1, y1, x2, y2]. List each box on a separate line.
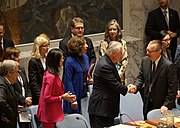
[63, 36, 90, 114]
[36, 48, 76, 128]
[99, 19, 128, 84]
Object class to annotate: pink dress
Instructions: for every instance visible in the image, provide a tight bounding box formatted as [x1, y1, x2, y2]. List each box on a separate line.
[37, 71, 64, 123]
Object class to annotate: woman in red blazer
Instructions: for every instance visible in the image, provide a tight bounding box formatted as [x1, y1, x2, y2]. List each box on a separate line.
[37, 48, 76, 128]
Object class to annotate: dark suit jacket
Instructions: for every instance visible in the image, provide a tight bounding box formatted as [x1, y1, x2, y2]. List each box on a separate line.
[145, 7, 180, 61]
[3, 38, 14, 49]
[28, 58, 44, 105]
[134, 56, 177, 114]
[145, 7, 180, 40]
[88, 55, 128, 117]
[59, 34, 96, 64]
[0, 76, 18, 128]
[13, 67, 31, 104]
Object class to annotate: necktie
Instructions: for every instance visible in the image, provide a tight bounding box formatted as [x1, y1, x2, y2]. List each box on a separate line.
[152, 61, 156, 75]
[163, 11, 169, 27]
[0, 41, 3, 59]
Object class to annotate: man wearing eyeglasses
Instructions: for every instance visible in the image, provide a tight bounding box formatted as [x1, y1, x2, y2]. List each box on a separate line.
[59, 17, 96, 80]
[131, 40, 177, 119]
[0, 22, 14, 61]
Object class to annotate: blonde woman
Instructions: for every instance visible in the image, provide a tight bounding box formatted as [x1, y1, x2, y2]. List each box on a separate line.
[28, 35, 49, 105]
[99, 19, 128, 84]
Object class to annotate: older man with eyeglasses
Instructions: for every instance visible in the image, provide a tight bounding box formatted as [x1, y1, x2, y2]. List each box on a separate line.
[131, 40, 177, 119]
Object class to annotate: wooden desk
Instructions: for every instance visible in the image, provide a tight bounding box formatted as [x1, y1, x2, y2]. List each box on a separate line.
[127, 119, 180, 128]
[146, 119, 180, 127]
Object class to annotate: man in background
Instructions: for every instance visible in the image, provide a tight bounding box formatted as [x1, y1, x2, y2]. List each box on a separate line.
[145, 0, 180, 62]
[0, 22, 14, 60]
[59, 17, 96, 79]
[132, 40, 177, 119]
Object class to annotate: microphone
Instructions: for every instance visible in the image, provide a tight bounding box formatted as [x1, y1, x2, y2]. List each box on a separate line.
[76, 116, 88, 128]
[120, 113, 140, 127]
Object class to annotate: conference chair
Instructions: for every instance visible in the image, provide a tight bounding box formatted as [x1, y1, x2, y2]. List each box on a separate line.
[147, 108, 180, 120]
[115, 91, 144, 124]
[29, 105, 38, 128]
[56, 114, 91, 128]
[176, 99, 180, 110]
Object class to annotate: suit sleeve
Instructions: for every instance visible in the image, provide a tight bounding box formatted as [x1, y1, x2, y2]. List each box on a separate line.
[0, 86, 15, 121]
[28, 59, 41, 98]
[63, 61, 75, 95]
[164, 63, 178, 108]
[97, 64, 128, 96]
[86, 38, 96, 64]
[145, 12, 162, 39]
[59, 39, 69, 60]
[134, 58, 145, 89]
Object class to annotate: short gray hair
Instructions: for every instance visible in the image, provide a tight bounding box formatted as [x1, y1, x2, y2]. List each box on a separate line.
[105, 41, 122, 55]
[0, 60, 19, 76]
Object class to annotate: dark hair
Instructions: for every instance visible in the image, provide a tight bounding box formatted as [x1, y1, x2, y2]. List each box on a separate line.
[2, 47, 20, 61]
[71, 17, 84, 28]
[104, 19, 122, 43]
[68, 36, 86, 57]
[46, 48, 63, 76]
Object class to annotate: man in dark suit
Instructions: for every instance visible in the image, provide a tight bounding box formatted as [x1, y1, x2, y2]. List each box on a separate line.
[0, 60, 21, 128]
[88, 41, 136, 128]
[145, 0, 180, 63]
[133, 40, 177, 119]
[59, 17, 96, 79]
[0, 22, 14, 60]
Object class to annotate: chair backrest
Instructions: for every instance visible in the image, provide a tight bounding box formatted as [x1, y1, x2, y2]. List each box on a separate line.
[119, 91, 144, 123]
[176, 99, 180, 110]
[147, 108, 180, 120]
[29, 105, 38, 128]
[56, 114, 91, 128]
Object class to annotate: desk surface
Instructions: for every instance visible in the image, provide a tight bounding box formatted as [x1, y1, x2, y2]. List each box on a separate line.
[146, 119, 180, 127]
[126, 119, 180, 127]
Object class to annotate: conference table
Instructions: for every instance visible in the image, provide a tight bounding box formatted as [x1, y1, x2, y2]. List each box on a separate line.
[111, 119, 180, 128]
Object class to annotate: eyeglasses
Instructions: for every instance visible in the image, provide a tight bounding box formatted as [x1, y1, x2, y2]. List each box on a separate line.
[146, 49, 159, 53]
[73, 27, 84, 30]
[162, 38, 171, 42]
[40, 44, 49, 47]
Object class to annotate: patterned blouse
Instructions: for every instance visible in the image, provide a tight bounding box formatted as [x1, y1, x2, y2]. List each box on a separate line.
[99, 39, 128, 83]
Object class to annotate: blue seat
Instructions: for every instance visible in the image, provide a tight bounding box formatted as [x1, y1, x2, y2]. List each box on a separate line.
[147, 108, 180, 120]
[176, 99, 180, 110]
[29, 105, 38, 128]
[115, 91, 144, 123]
[56, 114, 91, 128]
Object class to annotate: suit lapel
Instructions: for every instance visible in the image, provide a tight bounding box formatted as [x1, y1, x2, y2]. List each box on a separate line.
[158, 7, 168, 28]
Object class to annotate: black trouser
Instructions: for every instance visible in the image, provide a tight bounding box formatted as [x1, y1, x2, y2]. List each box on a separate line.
[89, 114, 114, 128]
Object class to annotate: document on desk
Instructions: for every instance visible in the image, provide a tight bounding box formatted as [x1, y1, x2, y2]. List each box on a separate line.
[160, 116, 180, 123]
[109, 124, 137, 128]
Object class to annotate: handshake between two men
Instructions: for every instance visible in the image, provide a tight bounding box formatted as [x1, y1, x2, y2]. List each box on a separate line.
[127, 84, 137, 93]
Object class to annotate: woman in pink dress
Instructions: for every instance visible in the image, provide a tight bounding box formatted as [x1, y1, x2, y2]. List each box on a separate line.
[37, 48, 76, 128]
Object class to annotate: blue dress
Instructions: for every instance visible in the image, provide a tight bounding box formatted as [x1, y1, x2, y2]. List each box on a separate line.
[63, 54, 89, 113]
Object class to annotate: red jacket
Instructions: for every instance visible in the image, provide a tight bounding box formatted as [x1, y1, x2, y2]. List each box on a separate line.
[37, 71, 64, 123]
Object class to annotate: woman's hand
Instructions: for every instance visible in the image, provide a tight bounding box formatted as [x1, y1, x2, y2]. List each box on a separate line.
[61, 91, 76, 103]
[71, 101, 78, 110]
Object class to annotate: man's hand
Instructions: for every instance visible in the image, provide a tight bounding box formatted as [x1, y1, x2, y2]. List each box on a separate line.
[25, 97, 32, 107]
[127, 84, 137, 93]
[161, 105, 168, 116]
[167, 30, 177, 38]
